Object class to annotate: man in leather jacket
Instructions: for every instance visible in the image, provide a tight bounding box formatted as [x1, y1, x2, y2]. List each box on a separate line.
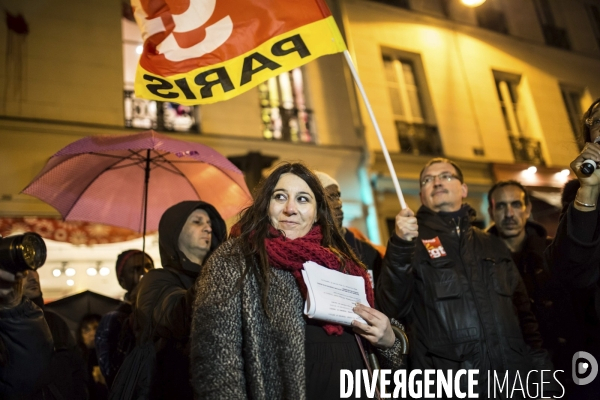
[487, 181, 576, 389]
[376, 158, 558, 398]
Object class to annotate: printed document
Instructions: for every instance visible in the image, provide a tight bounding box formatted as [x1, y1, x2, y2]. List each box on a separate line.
[302, 261, 369, 326]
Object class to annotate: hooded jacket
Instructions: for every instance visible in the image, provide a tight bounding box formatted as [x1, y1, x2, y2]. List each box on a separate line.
[134, 201, 226, 400]
[377, 205, 556, 398]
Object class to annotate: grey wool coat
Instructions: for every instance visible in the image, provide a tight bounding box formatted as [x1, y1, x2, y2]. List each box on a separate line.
[190, 239, 404, 400]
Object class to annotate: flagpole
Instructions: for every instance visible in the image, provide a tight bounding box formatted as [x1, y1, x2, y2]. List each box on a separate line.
[342, 50, 407, 210]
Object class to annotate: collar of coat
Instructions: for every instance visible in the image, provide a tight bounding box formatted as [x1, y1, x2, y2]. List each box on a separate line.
[416, 203, 477, 233]
[488, 220, 550, 260]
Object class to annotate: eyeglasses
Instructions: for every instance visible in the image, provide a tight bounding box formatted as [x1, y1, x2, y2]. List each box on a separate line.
[421, 172, 461, 187]
[585, 118, 600, 128]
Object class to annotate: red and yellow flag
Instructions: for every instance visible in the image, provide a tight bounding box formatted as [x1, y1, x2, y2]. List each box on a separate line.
[131, 0, 347, 105]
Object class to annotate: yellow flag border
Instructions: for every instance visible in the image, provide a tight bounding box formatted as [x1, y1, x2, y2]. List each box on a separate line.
[134, 16, 347, 105]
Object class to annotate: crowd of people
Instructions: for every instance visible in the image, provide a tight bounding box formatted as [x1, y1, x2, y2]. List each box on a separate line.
[0, 98, 599, 399]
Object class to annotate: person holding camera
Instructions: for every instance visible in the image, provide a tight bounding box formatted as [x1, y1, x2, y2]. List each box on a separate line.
[0, 234, 53, 399]
[21, 269, 89, 400]
[546, 98, 600, 311]
[546, 98, 600, 398]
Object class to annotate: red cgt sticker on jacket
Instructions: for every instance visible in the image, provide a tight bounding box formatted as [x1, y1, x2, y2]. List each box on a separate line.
[422, 237, 447, 259]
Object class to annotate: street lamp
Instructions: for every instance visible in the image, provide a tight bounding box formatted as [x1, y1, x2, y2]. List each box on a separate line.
[461, 0, 486, 6]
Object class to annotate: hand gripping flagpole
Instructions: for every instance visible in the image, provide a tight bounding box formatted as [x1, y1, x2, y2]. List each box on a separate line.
[343, 50, 407, 210]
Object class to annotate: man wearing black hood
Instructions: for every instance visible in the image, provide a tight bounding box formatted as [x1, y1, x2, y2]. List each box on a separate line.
[134, 201, 226, 400]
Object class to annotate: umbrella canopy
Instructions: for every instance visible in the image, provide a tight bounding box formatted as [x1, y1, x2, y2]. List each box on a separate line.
[45, 290, 121, 334]
[22, 131, 252, 235]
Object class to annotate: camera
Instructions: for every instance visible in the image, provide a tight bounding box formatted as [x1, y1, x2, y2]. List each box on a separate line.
[0, 233, 47, 274]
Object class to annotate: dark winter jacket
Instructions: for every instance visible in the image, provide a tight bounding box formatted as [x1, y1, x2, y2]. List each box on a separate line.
[30, 296, 88, 400]
[95, 301, 134, 388]
[344, 229, 383, 285]
[190, 239, 404, 399]
[0, 297, 53, 399]
[546, 203, 600, 356]
[134, 201, 226, 400]
[377, 205, 556, 397]
[488, 222, 575, 352]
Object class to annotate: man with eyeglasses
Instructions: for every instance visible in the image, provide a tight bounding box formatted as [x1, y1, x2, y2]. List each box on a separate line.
[377, 157, 558, 397]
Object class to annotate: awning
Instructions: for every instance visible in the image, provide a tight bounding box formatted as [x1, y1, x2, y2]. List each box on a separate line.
[0, 217, 153, 245]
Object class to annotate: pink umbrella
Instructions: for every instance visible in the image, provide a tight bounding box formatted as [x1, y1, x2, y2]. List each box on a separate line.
[22, 130, 252, 249]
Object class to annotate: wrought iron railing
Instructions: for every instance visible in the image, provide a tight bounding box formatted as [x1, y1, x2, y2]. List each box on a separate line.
[509, 136, 545, 165]
[261, 105, 315, 143]
[395, 121, 443, 156]
[123, 90, 198, 133]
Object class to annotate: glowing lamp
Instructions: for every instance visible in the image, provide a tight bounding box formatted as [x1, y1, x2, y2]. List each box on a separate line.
[461, 0, 486, 6]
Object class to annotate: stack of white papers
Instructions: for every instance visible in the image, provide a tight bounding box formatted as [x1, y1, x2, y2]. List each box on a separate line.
[302, 261, 369, 326]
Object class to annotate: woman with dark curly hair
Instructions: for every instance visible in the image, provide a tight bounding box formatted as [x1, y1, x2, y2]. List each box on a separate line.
[190, 162, 404, 400]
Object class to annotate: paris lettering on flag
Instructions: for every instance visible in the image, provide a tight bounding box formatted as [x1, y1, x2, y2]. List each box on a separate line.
[131, 0, 347, 105]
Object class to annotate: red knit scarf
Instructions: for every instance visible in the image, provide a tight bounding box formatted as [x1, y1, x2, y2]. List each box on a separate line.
[265, 225, 375, 335]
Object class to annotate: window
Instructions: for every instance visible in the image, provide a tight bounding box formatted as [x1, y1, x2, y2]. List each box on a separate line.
[493, 70, 544, 164]
[259, 68, 315, 143]
[121, 17, 198, 133]
[383, 53, 442, 156]
[533, 0, 570, 50]
[475, 0, 508, 34]
[494, 71, 522, 137]
[123, 91, 198, 132]
[586, 3, 600, 50]
[560, 85, 585, 149]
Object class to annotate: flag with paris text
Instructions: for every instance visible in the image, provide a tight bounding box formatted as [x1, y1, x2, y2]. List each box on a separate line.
[131, 0, 347, 105]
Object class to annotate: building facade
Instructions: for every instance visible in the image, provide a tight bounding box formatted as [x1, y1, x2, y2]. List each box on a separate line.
[333, 0, 600, 242]
[2, 0, 600, 296]
[0, 0, 368, 297]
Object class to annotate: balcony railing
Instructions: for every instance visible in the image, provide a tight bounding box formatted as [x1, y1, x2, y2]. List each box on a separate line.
[261, 105, 315, 143]
[541, 25, 570, 50]
[396, 121, 443, 156]
[123, 90, 198, 133]
[509, 136, 544, 165]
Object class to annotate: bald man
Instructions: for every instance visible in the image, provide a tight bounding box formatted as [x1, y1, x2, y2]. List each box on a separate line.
[315, 171, 383, 285]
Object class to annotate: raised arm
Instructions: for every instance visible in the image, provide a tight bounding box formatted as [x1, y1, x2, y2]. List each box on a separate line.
[546, 143, 600, 288]
[376, 208, 418, 320]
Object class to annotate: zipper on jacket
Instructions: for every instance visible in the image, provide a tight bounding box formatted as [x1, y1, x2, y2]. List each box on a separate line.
[457, 230, 505, 373]
[450, 217, 461, 237]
